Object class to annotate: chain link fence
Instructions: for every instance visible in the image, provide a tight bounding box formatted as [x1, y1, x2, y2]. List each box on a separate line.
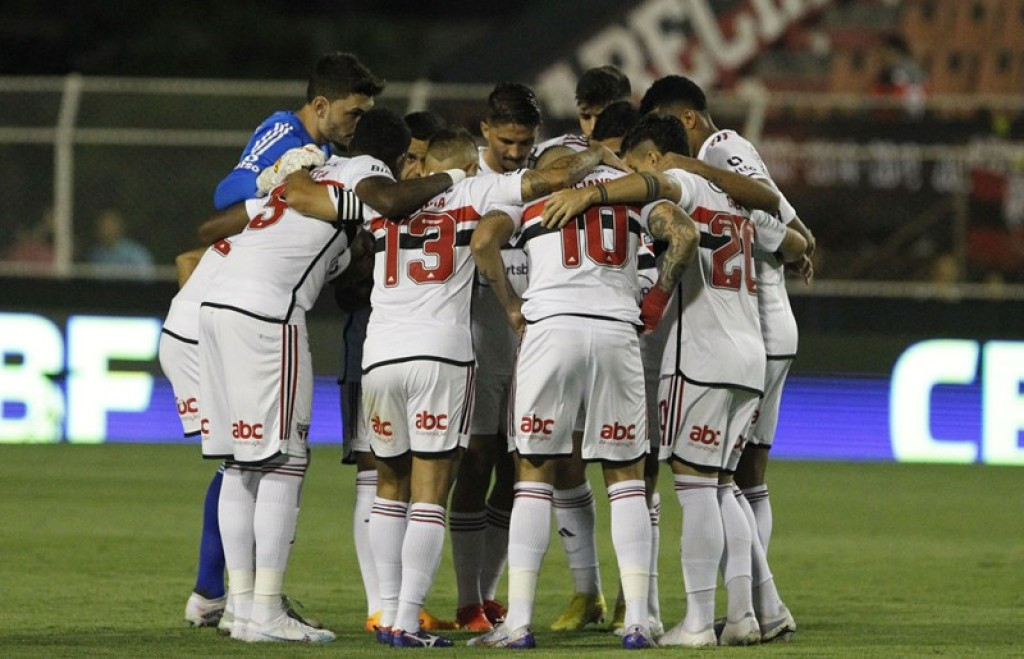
[1, 75, 1022, 298]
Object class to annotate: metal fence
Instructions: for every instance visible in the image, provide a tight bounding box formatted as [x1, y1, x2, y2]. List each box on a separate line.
[1, 75, 1022, 299]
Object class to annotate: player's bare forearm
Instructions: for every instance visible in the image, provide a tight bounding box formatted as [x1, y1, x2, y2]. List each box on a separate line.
[356, 172, 455, 219]
[648, 202, 697, 293]
[173, 247, 206, 288]
[660, 153, 779, 213]
[540, 171, 682, 229]
[283, 171, 337, 220]
[197, 205, 249, 244]
[788, 214, 815, 256]
[777, 227, 808, 263]
[522, 145, 604, 202]
[471, 212, 524, 333]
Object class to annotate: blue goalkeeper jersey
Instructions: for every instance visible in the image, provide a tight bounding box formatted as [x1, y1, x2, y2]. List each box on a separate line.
[213, 111, 326, 210]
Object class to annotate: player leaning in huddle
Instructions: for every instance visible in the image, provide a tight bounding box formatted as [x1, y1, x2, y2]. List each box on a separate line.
[335, 110, 455, 635]
[528, 64, 633, 634]
[447, 82, 540, 634]
[542, 114, 805, 647]
[167, 50, 382, 630]
[640, 75, 813, 643]
[359, 126, 618, 649]
[198, 109, 460, 644]
[468, 124, 701, 650]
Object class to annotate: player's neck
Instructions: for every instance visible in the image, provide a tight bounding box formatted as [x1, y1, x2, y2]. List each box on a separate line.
[296, 105, 322, 145]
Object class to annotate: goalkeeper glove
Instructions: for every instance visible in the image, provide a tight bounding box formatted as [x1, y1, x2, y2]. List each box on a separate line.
[256, 144, 327, 196]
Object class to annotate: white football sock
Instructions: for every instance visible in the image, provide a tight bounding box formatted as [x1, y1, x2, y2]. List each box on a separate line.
[369, 497, 408, 629]
[607, 480, 651, 629]
[251, 456, 307, 626]
[480, 504, 510, 601]
[354, 470, 380, 615]
[734, 487, 784, 620]
[219, 464, 258, 576]
[648, 492, 662, 624]
[674, 474, 721, 632]
[505, 482, 554, 631]
[226, 568, 254, 632]
[742, 484, 773, 552]
[450, 510, 487, 609]
[553, 482, 602, 595]
[718, 484, 754, 622]
[393, 503, 447, 633]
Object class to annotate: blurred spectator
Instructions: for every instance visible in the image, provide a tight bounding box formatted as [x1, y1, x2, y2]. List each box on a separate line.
[87, 208, 154, 276]
[4, 207, 55, 264]
[872, 35, 928, 119]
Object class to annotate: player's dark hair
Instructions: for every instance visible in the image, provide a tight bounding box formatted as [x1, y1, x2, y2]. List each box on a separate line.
[638, 75, 707, 115]
[426, 127, 477, 162]
[307, 51, 385, 102]
[591, 101, 642, 142]
[575, 65, 632, 107]
[349, 108, 411, 171]
[620, 114, 691, 158]
[404, 111, 447, 142]
[486, 82, 541, 128]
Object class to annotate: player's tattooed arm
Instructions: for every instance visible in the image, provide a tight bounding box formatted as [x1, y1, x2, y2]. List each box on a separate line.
[196, 204, 249, 244]
[539, 170, 683, 229]
[647, 201, 697, 294]
[639, 201, 698, 333]
[656, 152, 780, 213]
[520, 144, 609, 202]
[471, 210, 525, 335]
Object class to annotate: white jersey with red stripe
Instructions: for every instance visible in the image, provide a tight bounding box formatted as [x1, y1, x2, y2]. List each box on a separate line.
[162, 246, 222, 342]
[527, 133, 589, 168]
[652, 168, 787, 392]
[698, 129, 799, 356]
[202, 154, 381, 323]
[516, 165, 646, 325]
[362, 172, 525, 371]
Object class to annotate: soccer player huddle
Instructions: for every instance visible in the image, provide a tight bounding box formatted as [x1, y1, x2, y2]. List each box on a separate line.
[158, 50, 815, 650]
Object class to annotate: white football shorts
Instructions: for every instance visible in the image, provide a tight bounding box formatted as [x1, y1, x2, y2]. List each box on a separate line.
[744, 356, 793, 449]
[658, 375, 759, 470]
[514, 317, 647, 463]
[158, 330, 201, 437]
[198, 307, 312, 463]
[362, 359, 475, 458]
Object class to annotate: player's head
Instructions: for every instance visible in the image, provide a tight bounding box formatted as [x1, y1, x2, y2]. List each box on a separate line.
[348, 108, 411, 176]
[575, 65, 632, 138]
[401, 111, 447, 180]
[620, 114, 690, 173]
[590, 101, 641, 155]
[480, 82, 541, 172]
[306, 51, 386, 148]
[639, 75, 714, 150]
[423, 127, 479, 177]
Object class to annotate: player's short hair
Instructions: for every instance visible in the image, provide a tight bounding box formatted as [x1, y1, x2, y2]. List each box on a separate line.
[591, 101, 642, 142]
[426, 127, 477, 163]
[350, 108, 411, 170]
[307, 51, 386, 103]
[575, 66, 632, 107]
[404, 111, 447, 142]
[638, 75, 707, 115]
[621, 114, 691, 158]
[486, 82, 541, 128]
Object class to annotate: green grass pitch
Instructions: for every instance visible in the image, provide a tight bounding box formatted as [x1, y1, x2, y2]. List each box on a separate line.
[0, 444, 1021, 657]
